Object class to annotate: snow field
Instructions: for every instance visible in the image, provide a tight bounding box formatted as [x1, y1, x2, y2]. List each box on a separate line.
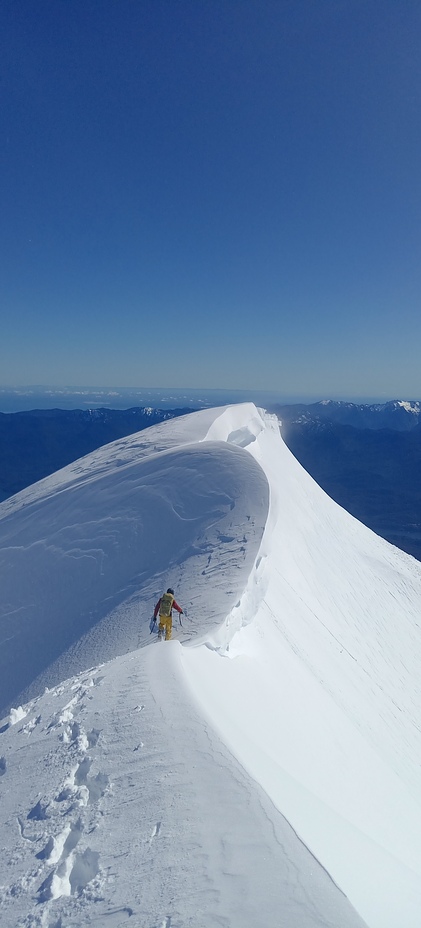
[1, 402, 421, 926]
[0, 638, 367, 928]
[182, 406, 421, 927]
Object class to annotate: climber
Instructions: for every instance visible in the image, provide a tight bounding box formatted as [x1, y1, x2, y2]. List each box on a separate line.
[153, 588, 183, 640]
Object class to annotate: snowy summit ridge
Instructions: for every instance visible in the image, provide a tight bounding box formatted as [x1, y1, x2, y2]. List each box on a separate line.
[1, 403, 421, 928]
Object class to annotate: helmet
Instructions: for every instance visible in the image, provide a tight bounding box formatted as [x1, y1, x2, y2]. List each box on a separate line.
[167, 587, 174, 595]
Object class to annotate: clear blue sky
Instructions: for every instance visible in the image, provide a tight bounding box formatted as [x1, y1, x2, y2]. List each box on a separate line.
[1, 0, 420, 399]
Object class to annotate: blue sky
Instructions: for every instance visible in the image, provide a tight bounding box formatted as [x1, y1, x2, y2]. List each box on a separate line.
[1, 0, 420, 400]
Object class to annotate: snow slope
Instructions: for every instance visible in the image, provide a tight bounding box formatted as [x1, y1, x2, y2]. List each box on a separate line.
[0, 407, 268, 712]
[1, 403, 421, 927]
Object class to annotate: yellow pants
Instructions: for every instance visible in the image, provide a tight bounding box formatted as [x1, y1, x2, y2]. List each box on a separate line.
[158, 615, 172, 640]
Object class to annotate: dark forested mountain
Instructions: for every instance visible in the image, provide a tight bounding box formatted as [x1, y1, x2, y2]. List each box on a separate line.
[272, 399, 421, 431]
[0, 407, 192, 502]
[275, 402, 421, 563]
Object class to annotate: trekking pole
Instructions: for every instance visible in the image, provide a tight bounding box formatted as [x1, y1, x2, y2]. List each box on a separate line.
[179, 607, 188, 627]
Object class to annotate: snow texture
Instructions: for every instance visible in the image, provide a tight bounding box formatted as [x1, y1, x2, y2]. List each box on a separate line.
[1, 402, 421, 927]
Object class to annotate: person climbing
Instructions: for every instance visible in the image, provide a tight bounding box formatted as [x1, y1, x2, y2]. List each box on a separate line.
[153, 587, 183, 641]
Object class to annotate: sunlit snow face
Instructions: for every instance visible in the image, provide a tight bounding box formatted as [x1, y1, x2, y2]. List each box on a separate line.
[397, 400, 420, 414]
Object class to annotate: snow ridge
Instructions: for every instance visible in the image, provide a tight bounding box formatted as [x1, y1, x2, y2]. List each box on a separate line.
[1, 403, 421, 927]
[0, 410, 269, 713]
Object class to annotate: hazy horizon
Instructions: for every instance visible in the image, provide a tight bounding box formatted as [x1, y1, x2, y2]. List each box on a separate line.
[0, 384, 418, 414]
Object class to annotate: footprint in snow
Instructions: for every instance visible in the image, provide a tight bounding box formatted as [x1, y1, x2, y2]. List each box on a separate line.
[27, 798, 50, 821]
[87, 727, 101, 747]
[38, 845, 100, 901]
[36, 818, 83, 864]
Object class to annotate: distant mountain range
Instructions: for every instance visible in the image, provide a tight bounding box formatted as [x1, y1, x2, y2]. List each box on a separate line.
[272, 399, 421, 431]
[1, 400, 421, 563]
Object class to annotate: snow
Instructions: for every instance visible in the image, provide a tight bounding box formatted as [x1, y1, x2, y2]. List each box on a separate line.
[8, 706, 28, 726]
[1, 402, 421, 927]
[0, 408, 268, 711]
[396, 400, 420, 414]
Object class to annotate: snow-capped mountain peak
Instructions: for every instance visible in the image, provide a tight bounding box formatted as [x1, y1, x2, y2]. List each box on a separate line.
[396, 399, 420, 414]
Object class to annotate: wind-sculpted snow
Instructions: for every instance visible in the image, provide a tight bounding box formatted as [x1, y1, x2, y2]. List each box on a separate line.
[0, 423, 269, 713]
[1, 402, 421, 927]
[182, 406, 421, 928]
